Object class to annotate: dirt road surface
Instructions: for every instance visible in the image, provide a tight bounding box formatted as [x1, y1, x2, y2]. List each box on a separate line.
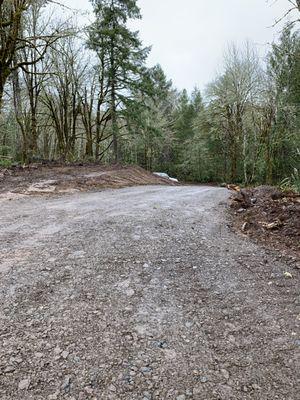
[0, 186, 299, 400]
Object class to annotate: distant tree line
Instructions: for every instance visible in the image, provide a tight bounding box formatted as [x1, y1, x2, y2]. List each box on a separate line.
[0, 0, 299, 189]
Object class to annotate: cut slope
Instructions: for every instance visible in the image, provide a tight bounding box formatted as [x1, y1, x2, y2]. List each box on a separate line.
[0, 164, 176, 199]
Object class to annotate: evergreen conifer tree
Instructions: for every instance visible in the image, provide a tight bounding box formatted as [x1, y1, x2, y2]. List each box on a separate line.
[88, 0, 150, 162]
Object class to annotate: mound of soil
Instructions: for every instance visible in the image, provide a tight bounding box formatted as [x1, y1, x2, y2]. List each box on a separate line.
[229, 185, 300, 257]
[0, 163, 176, 200]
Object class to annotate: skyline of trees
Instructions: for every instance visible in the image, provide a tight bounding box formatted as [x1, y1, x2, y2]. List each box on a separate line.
[0, 0, 299, 189]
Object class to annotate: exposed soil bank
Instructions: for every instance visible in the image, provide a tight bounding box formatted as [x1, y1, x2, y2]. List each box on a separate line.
[0, 164, 174, 199]
[229, 185, 300, 258]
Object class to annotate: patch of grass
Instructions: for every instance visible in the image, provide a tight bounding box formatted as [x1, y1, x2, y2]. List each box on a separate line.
[280, 168, 300, 193]
[0, 158, 13, 168]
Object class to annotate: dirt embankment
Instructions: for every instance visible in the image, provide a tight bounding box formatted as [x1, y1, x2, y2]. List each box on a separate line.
[0, 164, 175, 200]
[229, 185, 300, 258]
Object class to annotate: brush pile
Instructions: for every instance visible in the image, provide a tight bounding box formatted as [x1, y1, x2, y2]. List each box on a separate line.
[229, 185, 300, 256]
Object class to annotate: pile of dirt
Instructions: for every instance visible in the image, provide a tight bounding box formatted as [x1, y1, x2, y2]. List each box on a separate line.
[0, 163, 176, 200]
[229, 185, 300, 257]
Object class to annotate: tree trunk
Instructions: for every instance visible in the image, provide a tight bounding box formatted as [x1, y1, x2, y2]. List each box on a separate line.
[0, 67, 10, 114]
[265, 132, 273, 184]
[29, 104, 38, 157]
[232, 144, 238, 182]
[109, 19, 119, 164]
[0, 81, 4, 113]
[111, 81, 118, 163]
[85, 129, 93, 158]
[95, 98, 102, 160]
[243, 130, 248, 184]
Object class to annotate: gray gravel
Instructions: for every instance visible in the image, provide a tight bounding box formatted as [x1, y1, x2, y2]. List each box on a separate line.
[0, 185, 299, 399]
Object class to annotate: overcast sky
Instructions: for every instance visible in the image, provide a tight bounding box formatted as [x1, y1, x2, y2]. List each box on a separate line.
[63, 0, 296, 92]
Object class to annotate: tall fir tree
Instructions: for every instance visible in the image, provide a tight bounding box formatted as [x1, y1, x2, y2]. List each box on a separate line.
[88, 0, 150, 162]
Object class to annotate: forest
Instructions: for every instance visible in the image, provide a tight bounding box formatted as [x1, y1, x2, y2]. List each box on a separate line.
[0, 0, 299, 189]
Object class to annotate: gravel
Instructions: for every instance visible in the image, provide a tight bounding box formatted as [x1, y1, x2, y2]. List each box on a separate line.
[0, 185, 299, 399]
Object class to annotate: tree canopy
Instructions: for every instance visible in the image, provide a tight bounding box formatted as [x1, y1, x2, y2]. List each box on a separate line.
[0, 1, 299, 190]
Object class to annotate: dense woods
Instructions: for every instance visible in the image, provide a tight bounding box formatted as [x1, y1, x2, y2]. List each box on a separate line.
[0, 0, 299, 189]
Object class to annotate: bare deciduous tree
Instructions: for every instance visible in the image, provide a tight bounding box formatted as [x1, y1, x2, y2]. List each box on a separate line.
[0, 0, 70, 113]
[272, 0, 300, 27]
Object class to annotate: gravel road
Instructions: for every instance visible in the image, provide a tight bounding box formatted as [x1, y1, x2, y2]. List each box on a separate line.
[0, 186, 299, 400]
